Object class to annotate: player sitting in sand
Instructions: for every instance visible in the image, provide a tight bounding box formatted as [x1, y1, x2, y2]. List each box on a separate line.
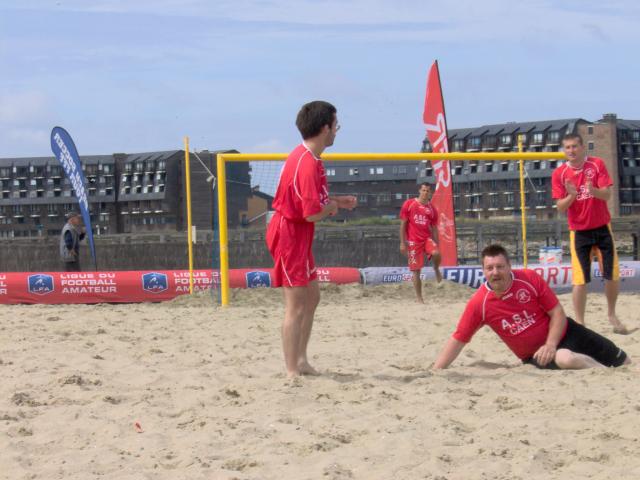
[433, 244, 631, 370]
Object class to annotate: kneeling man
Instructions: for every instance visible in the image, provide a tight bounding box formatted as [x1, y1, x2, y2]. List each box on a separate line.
[434, 244, 630, 370]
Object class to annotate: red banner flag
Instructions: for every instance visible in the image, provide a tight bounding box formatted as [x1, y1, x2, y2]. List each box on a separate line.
[423, 60, 458, 266]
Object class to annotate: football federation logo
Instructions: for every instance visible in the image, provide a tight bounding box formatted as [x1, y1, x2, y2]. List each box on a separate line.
[584, 168, 595, 179]
[516, 289, 531, 304]
[246, 271, 271, 288]
[142, 272, 168, 293]
[28, 274, 54, 295]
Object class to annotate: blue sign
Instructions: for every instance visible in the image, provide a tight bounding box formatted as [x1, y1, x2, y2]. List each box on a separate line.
[246, 271, 271, 288]
[50, 127, 97, 270]
[28, 274, 55, 295]
[142, 272, 168, 293]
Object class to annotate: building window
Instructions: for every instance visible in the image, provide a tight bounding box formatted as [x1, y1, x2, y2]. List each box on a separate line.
[547, 131, 560, 143]
[467, 137, 481, 149]
[326, 168, 336, 176]
[349, 168, 359, 176]
[588, 142, 594, 151]
[532, 133, 544, 144]
[500, 134, 512, 146]
[588, 126, 594, 135]
[453, 139, 465, 151]
[504, 193, 514, 206]
[377, 193, 391, 205]
[518, 133, 527, 144]
[357, 193, 367, 204]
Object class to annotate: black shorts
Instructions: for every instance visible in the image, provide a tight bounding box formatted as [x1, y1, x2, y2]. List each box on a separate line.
[524, 317, 627, 369]
[570, 224, 619, 285]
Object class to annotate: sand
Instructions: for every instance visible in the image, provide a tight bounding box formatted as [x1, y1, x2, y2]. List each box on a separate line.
[1, 281, 639, 480]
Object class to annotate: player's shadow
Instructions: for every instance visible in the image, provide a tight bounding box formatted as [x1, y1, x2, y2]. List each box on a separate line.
[372, 372, 433, 383]
[466, 360, 513, 370]
[324, 371, 364, 383]
[617, 327, 639, 335]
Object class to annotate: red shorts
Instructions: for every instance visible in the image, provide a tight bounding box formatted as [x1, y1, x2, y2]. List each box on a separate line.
[407, 238, 438, 271]
[266, 212, 317, 287]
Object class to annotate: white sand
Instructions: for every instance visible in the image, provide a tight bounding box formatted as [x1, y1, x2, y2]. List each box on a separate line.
[1, 282, 639, 480]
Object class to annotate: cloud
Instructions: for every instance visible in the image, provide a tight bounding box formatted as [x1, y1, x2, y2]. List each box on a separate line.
[7, 0, 640, 43]
[0, 92, 50, 126]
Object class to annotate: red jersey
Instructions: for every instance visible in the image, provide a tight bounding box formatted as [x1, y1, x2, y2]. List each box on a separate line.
[551, 156, 612, 231]
[272, 144, 329, 221]
[452, 269, 564, 360]
[400, 198, 438, 242]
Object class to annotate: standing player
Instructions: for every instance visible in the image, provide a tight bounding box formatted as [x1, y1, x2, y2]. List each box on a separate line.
[552, 133, 628, 334]
[266, 101, 357, 378]
[399, 182, 442, 303]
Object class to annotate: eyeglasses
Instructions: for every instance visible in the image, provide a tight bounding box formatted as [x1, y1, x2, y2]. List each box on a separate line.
[335, 123, 341, 131]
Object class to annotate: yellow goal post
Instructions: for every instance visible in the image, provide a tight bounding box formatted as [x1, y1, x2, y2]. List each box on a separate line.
[216, 150, 567, 306]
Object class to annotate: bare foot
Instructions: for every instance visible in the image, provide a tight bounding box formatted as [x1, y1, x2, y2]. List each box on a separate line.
[610, 316, 629, 335]
[416, 297, 425, 304]
[297, 361, 320, 376]
[435, 268, 443, 284]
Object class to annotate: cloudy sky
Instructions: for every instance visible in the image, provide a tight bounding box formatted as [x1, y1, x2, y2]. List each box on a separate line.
[1, 0, 639, 159]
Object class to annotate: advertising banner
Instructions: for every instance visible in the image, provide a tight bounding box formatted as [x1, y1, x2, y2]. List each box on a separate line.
[423, 60, 458, 266]
[50, 126, 97, 270]
[360, 263, 640, 294]
[0, 267, 361, 305]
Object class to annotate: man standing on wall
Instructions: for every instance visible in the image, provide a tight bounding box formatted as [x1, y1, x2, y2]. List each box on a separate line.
[400, 182, 442, 303]
[552, 133, 628, 334]
[266, 101, 357, 378]
[60, 212, 85, 272]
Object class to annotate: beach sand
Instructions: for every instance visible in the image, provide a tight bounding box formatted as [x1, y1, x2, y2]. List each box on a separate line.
[1, 282, 639, 480]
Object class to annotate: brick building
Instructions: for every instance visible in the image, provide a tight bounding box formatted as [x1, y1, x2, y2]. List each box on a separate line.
[0, 149, 251, 238]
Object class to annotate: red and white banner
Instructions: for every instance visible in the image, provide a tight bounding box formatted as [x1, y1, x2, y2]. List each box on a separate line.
[0, 267, 360, 305]
[423, 60, 458, 266]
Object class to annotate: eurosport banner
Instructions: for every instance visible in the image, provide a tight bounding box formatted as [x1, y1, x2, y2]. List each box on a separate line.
[0, 267, 360, 305]
[423, 60, 458, 266]
[50, 126, 97, 270]
[360, 263, 640, 294]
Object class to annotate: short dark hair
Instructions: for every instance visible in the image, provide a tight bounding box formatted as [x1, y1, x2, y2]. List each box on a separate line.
[562, 132, 583, 145]
[419, 182, 432, 189]
[481, 244, 510, 264]
[296, 101, 336, 139]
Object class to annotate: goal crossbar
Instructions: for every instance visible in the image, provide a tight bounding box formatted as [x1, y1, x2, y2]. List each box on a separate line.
[215, 151, 567, 305]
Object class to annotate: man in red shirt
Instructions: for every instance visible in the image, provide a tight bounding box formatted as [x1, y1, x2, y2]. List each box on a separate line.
[266, 101, 357, 378]
[551, 133, 628, 334]
[399, 182, 442, 303]
[433, 244, 630, 370]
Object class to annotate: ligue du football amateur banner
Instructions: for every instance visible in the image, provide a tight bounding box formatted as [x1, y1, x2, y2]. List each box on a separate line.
[50, 126, 98, 270]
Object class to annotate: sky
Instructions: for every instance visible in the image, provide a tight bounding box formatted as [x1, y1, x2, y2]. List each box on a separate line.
[1, 0, 640, 162]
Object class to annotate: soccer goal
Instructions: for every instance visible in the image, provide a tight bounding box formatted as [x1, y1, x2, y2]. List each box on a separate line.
[214, 151, 566, 305]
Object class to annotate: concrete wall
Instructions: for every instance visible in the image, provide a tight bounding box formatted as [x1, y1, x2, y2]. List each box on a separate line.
[1, 220, 638, 272]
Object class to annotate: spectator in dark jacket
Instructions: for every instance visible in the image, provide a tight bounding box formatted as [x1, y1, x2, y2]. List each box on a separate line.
[59, 212, 85, 272]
